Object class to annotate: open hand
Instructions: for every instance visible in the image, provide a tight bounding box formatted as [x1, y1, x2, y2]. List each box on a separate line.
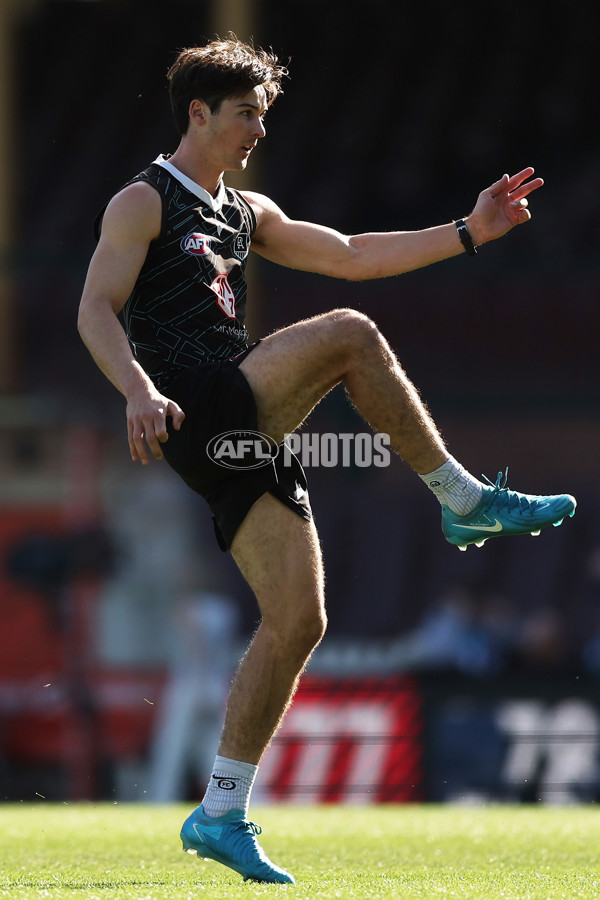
[466, 167, 544, 246]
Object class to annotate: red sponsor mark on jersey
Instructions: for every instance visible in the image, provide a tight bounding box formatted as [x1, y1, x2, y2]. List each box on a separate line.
[210, 274, 236, 318]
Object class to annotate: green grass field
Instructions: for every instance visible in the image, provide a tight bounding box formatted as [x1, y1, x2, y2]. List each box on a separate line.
[0, 803, 599, 898]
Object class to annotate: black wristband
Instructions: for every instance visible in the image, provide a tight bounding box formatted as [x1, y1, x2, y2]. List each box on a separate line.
[455, 218, 477, 256]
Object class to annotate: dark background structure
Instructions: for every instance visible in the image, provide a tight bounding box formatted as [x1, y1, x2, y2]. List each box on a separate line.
[5, 0, 599, 651]
[0, 0, 599, 801]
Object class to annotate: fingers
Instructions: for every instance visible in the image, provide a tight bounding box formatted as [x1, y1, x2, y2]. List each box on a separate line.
[127, 419, 139, 463]
[508, 176, 544, 202]
[128, 417, 153, 465]
[505, 166, 535, 192]
[167, 400, 186, 431]
[155, 405, 169, 445]
[488, 172, 510, 197]
[129, 416, 164, 464]
[511, 198, 532, 223]
[127, 397, 185, 465]
[472, 165, 543, 240]
[506, 171, 542, 224]
[488, 167, 543, 201]
[510, 197, 528, 211]
[156, 401, 186, 442]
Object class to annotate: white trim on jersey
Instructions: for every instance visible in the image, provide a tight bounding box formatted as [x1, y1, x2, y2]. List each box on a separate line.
[153, 154, 227, 213]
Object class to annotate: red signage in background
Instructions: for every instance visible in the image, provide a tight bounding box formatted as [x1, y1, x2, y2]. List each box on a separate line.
[258, 676, 423, 804]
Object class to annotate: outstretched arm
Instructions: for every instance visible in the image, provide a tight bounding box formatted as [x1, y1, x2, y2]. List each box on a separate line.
[246, 167, 543, 281]
[77, 183, 185, 465]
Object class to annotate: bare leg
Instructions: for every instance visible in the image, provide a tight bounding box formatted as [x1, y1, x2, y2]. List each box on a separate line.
[219, 492, 326, 764]
[240, 308, 447, 474]
[216, 309, 440, 765]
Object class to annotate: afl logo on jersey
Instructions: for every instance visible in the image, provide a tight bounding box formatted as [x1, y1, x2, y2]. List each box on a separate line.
[181, 232, 212, 255]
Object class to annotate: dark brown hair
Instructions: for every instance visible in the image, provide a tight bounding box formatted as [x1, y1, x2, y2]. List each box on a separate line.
[167, 36, 287, 135]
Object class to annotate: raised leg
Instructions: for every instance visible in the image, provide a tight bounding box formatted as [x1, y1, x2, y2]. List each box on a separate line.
[240, 307, 448, 474]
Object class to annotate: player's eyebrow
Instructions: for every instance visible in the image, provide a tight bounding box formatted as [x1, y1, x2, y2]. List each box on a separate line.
[235, 101, 267, 113]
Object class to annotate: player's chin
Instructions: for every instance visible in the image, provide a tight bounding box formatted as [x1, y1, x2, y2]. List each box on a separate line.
[238, 148, 254, 167]
[227, 158, 248, 172]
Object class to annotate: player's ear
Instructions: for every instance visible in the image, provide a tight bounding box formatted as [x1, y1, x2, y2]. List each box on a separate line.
[189, 99, 210, 126]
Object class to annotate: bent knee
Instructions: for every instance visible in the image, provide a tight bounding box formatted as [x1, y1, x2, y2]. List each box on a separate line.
[266, 602, 327, 657]
[304, 606, 328, 647]
[290, 605, 327, 653]
[326, 308, 381, 355]
[329, 307, 376, 332]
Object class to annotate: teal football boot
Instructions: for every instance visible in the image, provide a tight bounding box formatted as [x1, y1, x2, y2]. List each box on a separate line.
[442, 469, 576, 550]
[181, 804, 295, 884]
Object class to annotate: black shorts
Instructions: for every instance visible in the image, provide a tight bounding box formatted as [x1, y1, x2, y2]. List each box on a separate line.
[161, 345, 312, 551]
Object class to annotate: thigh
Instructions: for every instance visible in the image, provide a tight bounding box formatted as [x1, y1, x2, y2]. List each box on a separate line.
[239, 309, 354, 441]
[231, 492, 325, 632]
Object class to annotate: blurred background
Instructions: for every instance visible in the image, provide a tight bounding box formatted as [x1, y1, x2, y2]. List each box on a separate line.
[0, 0, 599, 806]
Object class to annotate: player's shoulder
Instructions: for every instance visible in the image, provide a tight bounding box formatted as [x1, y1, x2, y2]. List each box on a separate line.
[240, 190, 287, 225]
[101, 180, 162, 242]
[111, 179, 162, 211]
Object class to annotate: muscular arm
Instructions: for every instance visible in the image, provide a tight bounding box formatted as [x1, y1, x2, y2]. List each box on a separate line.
[245, 168, 543, 281]
[77, 183, 184, 464]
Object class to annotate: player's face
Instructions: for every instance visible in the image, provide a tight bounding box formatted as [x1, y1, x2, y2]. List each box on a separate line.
[206, 86, 268, 171]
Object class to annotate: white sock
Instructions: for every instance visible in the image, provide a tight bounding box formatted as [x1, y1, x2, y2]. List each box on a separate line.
[201, 755, 258, 818]
[420, 456, 483, 515]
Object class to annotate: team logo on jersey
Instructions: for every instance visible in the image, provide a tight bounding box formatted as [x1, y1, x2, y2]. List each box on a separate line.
[181, 232, 212, 255]
[233, 232, 250, 260]
[210, 273, 236, 318]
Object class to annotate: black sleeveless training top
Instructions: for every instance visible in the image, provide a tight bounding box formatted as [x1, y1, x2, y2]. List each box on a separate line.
[98, 156, 256, 391]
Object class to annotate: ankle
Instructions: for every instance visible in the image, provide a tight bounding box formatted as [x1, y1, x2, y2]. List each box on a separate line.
[421, 456, 483, 515]
[201, 755, 258, 818]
